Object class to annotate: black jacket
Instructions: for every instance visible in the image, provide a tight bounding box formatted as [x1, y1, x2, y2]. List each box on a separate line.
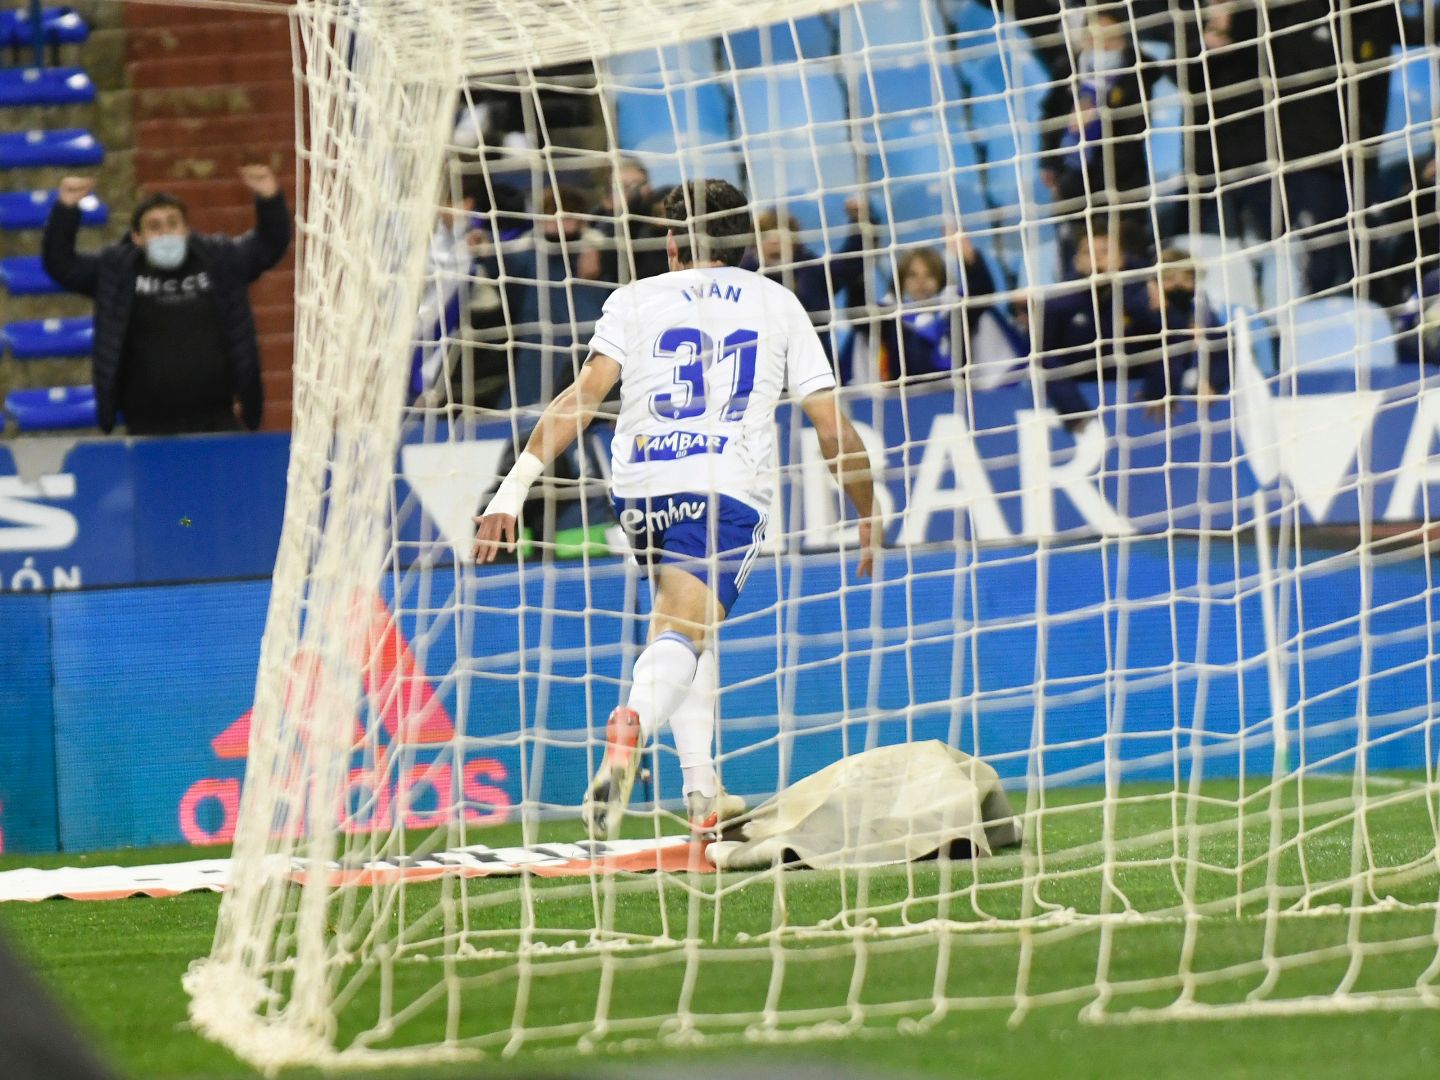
[42, 193, 291, 434]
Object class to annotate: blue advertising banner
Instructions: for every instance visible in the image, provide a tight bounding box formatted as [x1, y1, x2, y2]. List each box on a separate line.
[3, 368, 1440, 594]
[0, 592, 59, 853]
[393, 366, 1440, 560]
[2, 535, 1431, 853]
[48, 581, 270, 851]
[0, 432, 288, 591]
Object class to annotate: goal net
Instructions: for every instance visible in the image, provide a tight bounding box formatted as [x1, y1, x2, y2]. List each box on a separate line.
[186, 0, 1440, 1068]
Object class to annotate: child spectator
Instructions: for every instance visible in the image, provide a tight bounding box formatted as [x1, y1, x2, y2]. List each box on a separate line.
[829, 198, 996, 383]
[877, 232, 997, 381]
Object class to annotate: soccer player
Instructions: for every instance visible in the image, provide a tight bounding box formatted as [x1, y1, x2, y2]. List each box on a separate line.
[474, 179, 879, 837]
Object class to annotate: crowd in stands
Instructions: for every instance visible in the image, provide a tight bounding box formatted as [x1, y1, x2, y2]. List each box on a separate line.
[405, 0, 1439, 435]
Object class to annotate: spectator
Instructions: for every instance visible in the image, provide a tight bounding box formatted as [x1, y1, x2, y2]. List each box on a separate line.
[1042, 9, 1156, 214]
[630, 183, 679, 283]
[591, 156, 653, 284]
[1186, 2, 1271, 242]
[742, 210, 837, 352]
[453, 181, 532, 409]
[1265, 0, 1352, 295]
[876, 231, 997, 381]
[43, 167, 291, 436]
[1261, 0, 1421, 293]
[1033, 224, 1154, 427]
[496, 185, 610, 405]
[590, 162, 680, 285]
[1037, 233, 1229, 428]
[825, 197, 882, 379]
[1369, 154, 1440, 310]
[411, 166, 490, 402]
[1134, 248, 1230, 421]
[597, 156, 651, 217]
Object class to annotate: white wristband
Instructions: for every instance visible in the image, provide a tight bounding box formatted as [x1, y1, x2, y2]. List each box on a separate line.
[483, 451, 544, 519]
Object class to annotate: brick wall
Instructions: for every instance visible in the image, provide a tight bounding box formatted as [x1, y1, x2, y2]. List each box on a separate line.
[125, 3, 296, 430]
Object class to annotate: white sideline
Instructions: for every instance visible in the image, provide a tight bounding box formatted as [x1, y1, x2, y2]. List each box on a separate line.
[0, 836, 693, 903]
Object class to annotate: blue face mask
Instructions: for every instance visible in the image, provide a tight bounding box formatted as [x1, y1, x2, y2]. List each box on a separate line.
[145, 234, 187, 270]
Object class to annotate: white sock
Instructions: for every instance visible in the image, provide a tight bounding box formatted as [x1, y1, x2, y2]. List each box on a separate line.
[673, 649, 718, 798]
[627, 631, 699, 742]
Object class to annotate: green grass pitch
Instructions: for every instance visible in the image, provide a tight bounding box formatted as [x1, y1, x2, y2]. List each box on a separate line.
[3, 777, 1439, 1080]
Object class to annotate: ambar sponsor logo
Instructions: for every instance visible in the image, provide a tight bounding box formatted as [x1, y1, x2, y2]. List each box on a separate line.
[632, 430, 728, 462]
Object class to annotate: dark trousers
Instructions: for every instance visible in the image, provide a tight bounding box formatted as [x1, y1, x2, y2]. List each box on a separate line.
[1282, 166, 1354, 295]
[1198, 179, 1274, 245]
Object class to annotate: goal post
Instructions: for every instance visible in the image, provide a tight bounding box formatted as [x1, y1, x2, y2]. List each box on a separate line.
[186, 0, 1440, 1068]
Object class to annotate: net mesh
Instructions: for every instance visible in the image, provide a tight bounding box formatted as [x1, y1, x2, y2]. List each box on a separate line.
[184, 0, 1440, 1068]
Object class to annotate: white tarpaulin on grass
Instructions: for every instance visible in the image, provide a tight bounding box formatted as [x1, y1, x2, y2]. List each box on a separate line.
[708, 741, 1022, 871]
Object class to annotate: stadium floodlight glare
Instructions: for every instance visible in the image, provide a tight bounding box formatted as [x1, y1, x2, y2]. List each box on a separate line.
[180, 0, 1440, 1070]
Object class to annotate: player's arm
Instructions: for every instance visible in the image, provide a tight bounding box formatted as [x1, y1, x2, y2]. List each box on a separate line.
[472, 353, 622, 563]
[800, 389, 880, 579]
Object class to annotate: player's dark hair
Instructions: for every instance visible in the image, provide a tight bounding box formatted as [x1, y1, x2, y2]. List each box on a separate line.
[663, 179, 753, 267]
[130, 192, 189, 234]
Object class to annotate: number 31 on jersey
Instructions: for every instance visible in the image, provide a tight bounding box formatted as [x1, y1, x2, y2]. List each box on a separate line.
[650, 325, 758, 423]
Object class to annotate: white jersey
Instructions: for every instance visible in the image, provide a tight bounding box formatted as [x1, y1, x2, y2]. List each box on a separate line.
[588, 265, 836, 513]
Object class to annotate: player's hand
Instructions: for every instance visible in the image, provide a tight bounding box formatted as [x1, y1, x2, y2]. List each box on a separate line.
[239, 164, 279, 198]
[56, 176, 95, 206]
[472, 512, 518, 563]
[856, 516, 880, 580]
[845, 196, 870, 224]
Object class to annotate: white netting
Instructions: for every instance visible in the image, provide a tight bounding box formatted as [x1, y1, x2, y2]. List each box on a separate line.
[185, 0, 1440, 1069]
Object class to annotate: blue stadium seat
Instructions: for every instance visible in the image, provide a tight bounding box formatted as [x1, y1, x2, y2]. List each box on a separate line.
[862, 113, 986, 230]
[1138, 39, 1175, 62]
[0, 189, 107, 230]
[1015, 233, 1064, 289]
[968, 91, 1044, 223]
[735, 65, 858, 229]
[854, 57, 964, 119]
[725, 15, 838, 67]
[607, 31, 737, 189]
[0, 255, 60, 295]
[842, 0, 945, 50]
[607, 41, 716, 83]
[962, 39, 1050, 131]
[0, 128, 103, 169]
[0, 66, 94, 107]
[2, 316, 94, 359]
[612, 79, 738, 186]
[1278, 297, 1397, 374]
[614, 82, 731, 148]
[607, 39, 731, 165]
[1381, 46, 1437, 168]
[1145, 77, 1185, 193]
[938, 0, 998, 36]
[1, 7, 90, 48]
[4, 386, 97, 433]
